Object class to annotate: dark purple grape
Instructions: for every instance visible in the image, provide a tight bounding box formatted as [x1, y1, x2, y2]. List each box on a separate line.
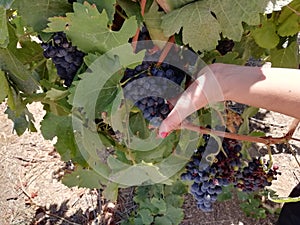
[41, 32, 85, 87]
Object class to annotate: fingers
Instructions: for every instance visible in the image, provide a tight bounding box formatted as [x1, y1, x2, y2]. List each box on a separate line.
[159, 77, 207, 137]
[158, 64, 225, 138]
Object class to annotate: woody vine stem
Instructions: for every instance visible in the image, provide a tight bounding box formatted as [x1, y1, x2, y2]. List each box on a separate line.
[182, 118, 300, 145]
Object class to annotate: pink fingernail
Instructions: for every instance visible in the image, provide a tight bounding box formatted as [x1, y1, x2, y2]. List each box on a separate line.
[160, 132, 169, 138]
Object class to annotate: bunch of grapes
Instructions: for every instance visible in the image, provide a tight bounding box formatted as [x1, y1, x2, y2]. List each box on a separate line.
[121, 47, 191, 126]
[181, 135, 243, 212]
[41, 32, 85, 87]
[235, 158, 280, 192]
[216, 38, 234, 55]
[181, 133, 280, 212]
[245, 57, 264, 67]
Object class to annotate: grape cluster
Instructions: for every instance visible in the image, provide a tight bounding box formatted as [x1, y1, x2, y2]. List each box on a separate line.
[216, 39, 234, 55]
[245, 57, 264, 67]
[235, 158, 279, 192]
[41, 32, 85, 87]
[181, 135, 243, 212]
[181, 133, 280, 212]
[121, 48, 189, 126]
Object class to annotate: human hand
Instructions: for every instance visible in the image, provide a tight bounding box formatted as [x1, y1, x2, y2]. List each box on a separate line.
[159, 64, 225, 138]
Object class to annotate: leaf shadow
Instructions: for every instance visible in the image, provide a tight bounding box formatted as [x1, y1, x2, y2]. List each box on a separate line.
[30, 199, 101, 225]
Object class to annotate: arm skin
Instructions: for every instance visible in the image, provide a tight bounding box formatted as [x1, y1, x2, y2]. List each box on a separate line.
[159, 63, 300, 137]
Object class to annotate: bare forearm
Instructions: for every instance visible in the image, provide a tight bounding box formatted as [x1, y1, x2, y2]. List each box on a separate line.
[215, 64, 300, 119]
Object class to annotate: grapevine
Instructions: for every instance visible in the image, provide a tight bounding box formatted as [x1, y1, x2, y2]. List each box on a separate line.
[0, 0, 299, 224]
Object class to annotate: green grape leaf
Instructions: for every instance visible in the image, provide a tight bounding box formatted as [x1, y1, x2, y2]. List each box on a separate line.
[109, 161, 170, 186]
[11, 0, 72, 32]
[0, 70, 9, 103]
[156, 0, 196, 12]
[165, 205, 184, 225]
[161, 1, 221, 51]
[41, 112, 84, 163]
[131, 133, 176, 164]
[6, 16, 44, 66]
[0, 48, 40, 92]
[0, 24, 40, 93]
[144, 1, 169, 49]
[102, 182, 119, 201]
[215, 52, 244, 65]
[151, 198, 167, 214]
[238, 106, 259, 135]
[169, 180, 187, 196]
[42, 97, 71, 116]
[117, 0, 143, 25]
[69, 46, 140, 122]
[76, 0, 116, 23]
[233, 35, 265, 60]
[270, 41, 298, 68]
[277, 0, 300, 36]
[161, 0, 269, 52]
[210, 0, 268, 40]
[62, 166, 106, 189]
[165, 194, 184, 208]
[138, 209, 153, 225]
[45, 2, 137, 53]
[45, 88, 69, 101]
[5, 106, 37, 135]
[154, 217, 173, 225]
[217, 185, 233, 201]
[0, 0, 14, 9]
[0, 6, 8, 47]
[252, 18, 279, 49]
[107, 155, 130, 174]
[129, 111, 149, 139]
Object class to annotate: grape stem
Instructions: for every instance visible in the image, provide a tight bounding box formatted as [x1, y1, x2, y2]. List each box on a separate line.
[156, 36, 175, 66]
[181, 120, 299, 145]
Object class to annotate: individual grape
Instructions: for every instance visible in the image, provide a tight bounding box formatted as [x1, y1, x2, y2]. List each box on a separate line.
[41, 32, 85, 87]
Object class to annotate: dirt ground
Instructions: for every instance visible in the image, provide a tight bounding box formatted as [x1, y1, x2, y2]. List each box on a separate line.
[0, 102, 300, 225]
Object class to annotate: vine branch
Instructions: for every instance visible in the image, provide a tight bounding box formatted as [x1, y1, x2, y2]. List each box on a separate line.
[181, 119, 299, 145]
[285, 118, 300, 140]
